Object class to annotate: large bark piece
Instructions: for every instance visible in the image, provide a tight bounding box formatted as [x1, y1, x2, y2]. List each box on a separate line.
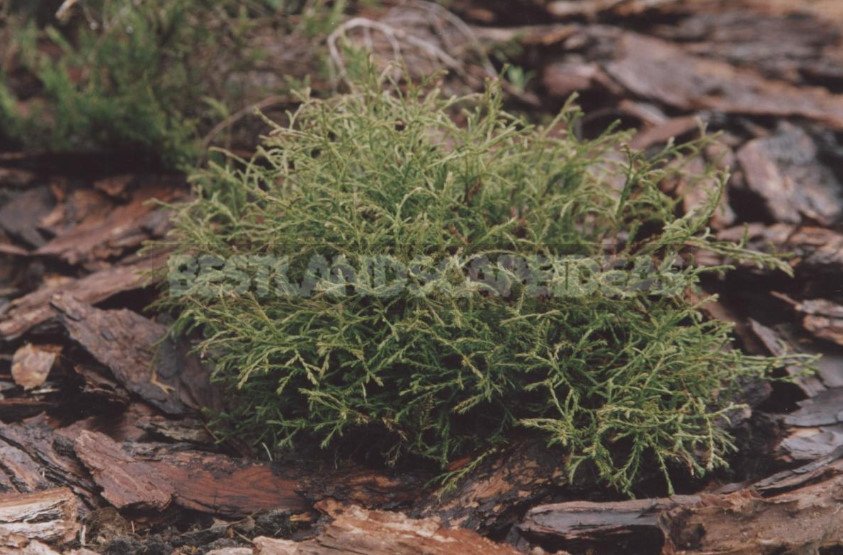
[517, 453, 843, 553]
[519, 496, 699, 554]
[736, 123, 843, 226]
[73, 431, 307, 517]
[52, 295, 219, 415]
[73, 431, 174, 511]
[605, 32, 843, 129]
[0, 418, 99, 507]
[418, 442, 568, 534]
[665, 471, 843, 553]
[0, 255, 165, 341]
[252, 500, 520, 555]
[146, 450, 307, 516]
[36, 182, 181, 266]
[0, 488, 79, 549]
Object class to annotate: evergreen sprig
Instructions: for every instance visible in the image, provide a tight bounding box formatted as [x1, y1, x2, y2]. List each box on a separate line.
[162, 72, 805, 493]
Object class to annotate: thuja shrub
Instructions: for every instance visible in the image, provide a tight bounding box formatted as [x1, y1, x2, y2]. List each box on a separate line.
[0, 0, 348, 167]
[163, 73, 800, 492]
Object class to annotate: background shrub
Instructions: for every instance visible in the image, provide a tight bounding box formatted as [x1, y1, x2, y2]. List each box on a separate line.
[0, 0, 350, 167]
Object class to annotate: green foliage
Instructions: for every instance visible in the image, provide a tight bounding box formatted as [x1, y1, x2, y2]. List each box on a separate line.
[2, 1, 206, 165]
[0, 75, 23, 145]
[163, 72, 806, 493]
[0, 0, 354, 167]
[298, 0, 349, 37]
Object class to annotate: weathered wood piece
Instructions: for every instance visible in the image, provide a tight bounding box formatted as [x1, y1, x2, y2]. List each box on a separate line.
[737, 123, 843, 226]
[518, 452, 843, 553]
[52, 295, 219, 415]
[0, 488, 79, 549]
[665, 468, 843, 552]
[36, 182, 181, 265]
[10, 344, 60, 391]
[0, 417, 99, 507]
[73, 431, 174, 511]
[73, 430, 307, 517]
[419, 442, 568, 534]
[605, 32, 843, 129]
[518, 496, 698, 553]
[0, 255, 165, 340]
[252, 500, 520, 555]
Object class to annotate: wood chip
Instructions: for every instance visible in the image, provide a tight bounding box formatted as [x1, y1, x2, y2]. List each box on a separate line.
[518, 453, 843, 553]
[0, 187, 54, 248]
[52, 295, 219, 415]
[0, 435, 54, 492]
[0, 168, 37, 189]
[784, 387, 843, 428]
[18, 540, 63, 555]
[737, 123, 843, 226]
[93, 175, 134, 198]
[73, 431, 174, 511]
[147, 450, 306, 517]
[0, 488, 79, 549]
[652, 8, 834, 83]
[803, 314, 843, 346]
[542, 62, 621, 98]
[72, 364, 131, 408]
[629, 115, 700, 150]
[518, 496, 699, 553]
[0, 242, 28, 257]
[773, 295, 843, 348]
[36, 183, 180, 265]
[0, 254, 165, 341]
[135, 416, 213, 445]
[253, 500, 520, 555]
[718, 224, 843, 274]
[747, 319, 825, 396]
[664, 466, 843, 552]
[0, 399, 54, 423]
[11, 345, 60, 390]
[0, 416, 99, 506]
[779, 384, 843, 461]
[73, 431, 307, 517]
[605, 32, 843, 129]
[780, 425, 843, 462]
[417, 442, 567, 532]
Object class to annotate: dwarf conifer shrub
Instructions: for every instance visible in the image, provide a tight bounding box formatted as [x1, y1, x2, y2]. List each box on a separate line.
[164, 74, 800, 492]
[0, 0, 349, 167]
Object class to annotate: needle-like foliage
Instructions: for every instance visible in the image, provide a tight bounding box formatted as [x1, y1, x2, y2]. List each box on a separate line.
[0, 0, 349, 167]
[162, 72, 803, 493]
